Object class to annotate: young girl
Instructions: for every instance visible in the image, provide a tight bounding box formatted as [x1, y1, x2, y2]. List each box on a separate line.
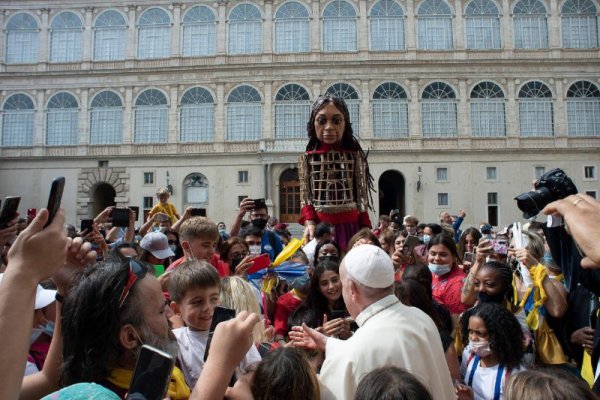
[148, 187, 180, 225]
[298, 95, 374, 251]
[458, 303, 525, 400]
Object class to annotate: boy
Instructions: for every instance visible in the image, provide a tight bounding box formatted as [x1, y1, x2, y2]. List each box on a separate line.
[169, 261, 261, 387]
[148, 187, 180, 225]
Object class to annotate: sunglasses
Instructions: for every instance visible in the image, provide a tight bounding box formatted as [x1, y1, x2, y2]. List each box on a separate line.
[118, 257, 147, 308]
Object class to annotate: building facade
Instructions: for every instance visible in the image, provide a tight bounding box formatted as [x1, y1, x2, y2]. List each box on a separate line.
[0, 0, 599, 229]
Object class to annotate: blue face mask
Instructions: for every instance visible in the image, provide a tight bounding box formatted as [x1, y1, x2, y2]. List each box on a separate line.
[422, 234, 431, 245]
[43, 321, 55, 337]
[428, 263, 451, 276]
[290, 273, 310, 290]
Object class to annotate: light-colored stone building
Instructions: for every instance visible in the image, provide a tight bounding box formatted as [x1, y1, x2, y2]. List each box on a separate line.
[0, 0, 598, 230]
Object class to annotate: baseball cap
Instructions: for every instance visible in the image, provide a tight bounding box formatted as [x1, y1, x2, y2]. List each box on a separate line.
[343, 244, 394, 288]
[0, 273, 56, 310]
[140, 231, 175, 260]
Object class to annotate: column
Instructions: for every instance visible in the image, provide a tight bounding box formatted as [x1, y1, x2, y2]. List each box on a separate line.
[214, 83, 225, 142]
[39, 8, 50, 63]
[408, 80, 421, 137]
[126, 6, 137, 59]
[168, 86, 178, 143]
[171, 3, 182, 57]
[34, 90, 46, 145]
[457, 80, 469, 137]
[217, 1, 227, 55]
[357, 0, 368, 51]
[506, 80, 519, 137]
[78, 89, 89, 144]
[501, 0, 513, 50]
[310, 1, 321, 52]
[405, 0, 416, 50]
[312, 80, 322, 98]
[0, 10, 6, 62]
[548, 0, 560, 49]
[360, 80, 371, 137]
[263, 0, 273, 54]
[123, 87, 133, 144]
[553, 79, 566, 137]
[82, 7, 93, 61]
[262, 82, 273, 139]
[453, 0, 465, 50]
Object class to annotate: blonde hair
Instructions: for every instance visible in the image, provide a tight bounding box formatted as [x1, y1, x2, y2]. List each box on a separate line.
[156, 187, 169, 196]
[179, 216, 219, 242]
[220, 276, 265, 343]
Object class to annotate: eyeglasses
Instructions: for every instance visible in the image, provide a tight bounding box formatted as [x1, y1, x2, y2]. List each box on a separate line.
[168, 240, 177, 245]
[118, 257, 147, 308]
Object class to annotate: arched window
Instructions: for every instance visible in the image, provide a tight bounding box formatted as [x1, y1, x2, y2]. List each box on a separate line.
[513, 0, 548, 49]
[372, 82, 409, 138]
[90, 91, 123, 144]
[184, 173, 209, 206]
[275, 2, 310, 53]
[134, 89, 168, 143]
[180, 87, 215, 142]
[93, 10, 126, 61]
[50, 12, 83, 62]
[228, 4, 262, 55]
[518, 81, 553, 137]
[417, 0, 453, 50]
[6, 13, 38, 64]
[275, 84, 311, 139]
[465, 0, 501, 49]
[325, 83, 360, 135]
[370, 0, 405, 51]
[227, 86, 262, 141]
[470, 82, 506, 137]
[323, 1, 357, 52]
[2, 94, 34, 146]
[561, 0, 598, 48]
[182, 6, 216, 56]
[46, 92, 78, 145]
[421, 82, 457, 137]
[567, 81, 600, 136]
[137, 8, 171, 59]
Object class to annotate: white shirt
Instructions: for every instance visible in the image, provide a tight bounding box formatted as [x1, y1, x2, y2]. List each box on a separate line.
[318, 295, 455, 400]
[173, 326, 261, 388]
[303, 238, 318, 267]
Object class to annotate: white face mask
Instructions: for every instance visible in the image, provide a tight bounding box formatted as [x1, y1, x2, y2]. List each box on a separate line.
[30, 326, 44, 344]
[249, 245, 261, 256]
[469, 339, 492, 357]
[428, 263, 452, 276]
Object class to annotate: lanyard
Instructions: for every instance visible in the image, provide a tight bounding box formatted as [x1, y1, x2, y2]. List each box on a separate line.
[467, 355, 506, 400]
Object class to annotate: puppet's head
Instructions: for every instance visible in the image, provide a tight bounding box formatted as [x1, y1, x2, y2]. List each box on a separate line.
[306, 95, 355, 150]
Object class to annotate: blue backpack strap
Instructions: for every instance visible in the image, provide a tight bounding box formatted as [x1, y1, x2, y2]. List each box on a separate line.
[493, 364, 506, 400]
[467, 354, 480, 387]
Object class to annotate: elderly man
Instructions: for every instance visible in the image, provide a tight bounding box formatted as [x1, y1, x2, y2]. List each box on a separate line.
[290, 244, 455, 400]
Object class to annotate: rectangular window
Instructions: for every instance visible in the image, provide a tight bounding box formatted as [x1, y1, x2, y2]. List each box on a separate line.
[535, 166, 546, 180]
[238, 171, 249, 183]
[584, 165, 596, 180]
[98, 160, 109, 168]
[144, 172, 154, 185]
[143, 196, 154, 209]
[437, 193, 449, 206]
[487, 192, 498, 227]
[586, 190, 597, 199]
[436, 167, 448, 182]
[486, 167, 497, 180]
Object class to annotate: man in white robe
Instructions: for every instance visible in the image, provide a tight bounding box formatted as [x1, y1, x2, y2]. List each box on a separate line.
[290, 244, 456, 400]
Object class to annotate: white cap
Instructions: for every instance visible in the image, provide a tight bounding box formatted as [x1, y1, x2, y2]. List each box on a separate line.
[343, 244, 394, 288]
[140, 231, 175, 260]
[0, 273, 56, 310]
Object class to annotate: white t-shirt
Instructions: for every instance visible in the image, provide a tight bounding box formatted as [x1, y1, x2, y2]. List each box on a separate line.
[461, 347, 525, 400]
[173, 327, 261, 388]
[303, 238, 317, 267]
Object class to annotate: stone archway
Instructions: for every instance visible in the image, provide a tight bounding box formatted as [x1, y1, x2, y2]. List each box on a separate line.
[378, 170, 405, 218]
[77, 167, 129, 220]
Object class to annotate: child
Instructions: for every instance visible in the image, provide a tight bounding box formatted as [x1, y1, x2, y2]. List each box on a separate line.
[148, 187, 180, 225]
[169, 260, 261, 388]
[298, 95, 374, 251]
[458, 303, 525, 400]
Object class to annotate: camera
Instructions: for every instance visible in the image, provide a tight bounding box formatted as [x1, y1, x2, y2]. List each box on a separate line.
[514, 168, 578, 219]
[390, 209, 402, 225]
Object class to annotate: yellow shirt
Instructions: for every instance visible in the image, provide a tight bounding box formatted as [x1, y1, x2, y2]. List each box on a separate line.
[149, 202, 179, 224]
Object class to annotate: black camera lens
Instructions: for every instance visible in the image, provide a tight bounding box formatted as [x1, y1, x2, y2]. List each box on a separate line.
[514, 168, 578, 218]
[514, 187, 554, 219]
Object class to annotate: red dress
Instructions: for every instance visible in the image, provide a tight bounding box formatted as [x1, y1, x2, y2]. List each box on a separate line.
[273, 291, 303, 338]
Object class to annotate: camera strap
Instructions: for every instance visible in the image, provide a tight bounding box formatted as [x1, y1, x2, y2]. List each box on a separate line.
[512, 222, 533, 288]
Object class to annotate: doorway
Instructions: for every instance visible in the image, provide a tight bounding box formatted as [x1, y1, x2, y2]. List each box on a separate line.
[378, 170, 405, 218]
[92, 182, 116, 217]
[279, 168, 300, 223]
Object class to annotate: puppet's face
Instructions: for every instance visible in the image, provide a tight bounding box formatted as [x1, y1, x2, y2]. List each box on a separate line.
[314, 103, 345, 145]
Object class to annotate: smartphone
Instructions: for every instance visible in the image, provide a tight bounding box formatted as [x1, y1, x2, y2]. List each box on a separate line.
[204, 306, 237, 362]
[80, 218, 94, 234]
[492, 239, 508, 255]
[190, 208, 207, 217]
[246, 253, 271, 274]
[45, 177, 65, 228]
[403, 235, 421, 253]
[27, 208, 37, 220]
[128, 206, 140, 221]
[0, 196, 21, 229]
[463, 252, 475, 264]
[252, 198, 266, 210]
[111, 208, 130, 227]
[391, 209, 400, 215]
[128, 344, 175, 400]
[330, 309, 347, 320]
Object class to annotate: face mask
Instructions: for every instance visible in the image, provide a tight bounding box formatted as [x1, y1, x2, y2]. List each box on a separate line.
[219, 228, 226, 234]
[30, 326, 44, 344]
[477, 291, 505, 304]
[290, 273, 310, 290]
[422, 234, 431, 245]
[428, 263, 451, 276]
[249, 245, 261, 256]
[251, 219, 268, 231]
[469, 339, 493, 357]
[169, 245, 178, 254]
[230, 256, 243, 270]
[43, 321, 55, 337]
